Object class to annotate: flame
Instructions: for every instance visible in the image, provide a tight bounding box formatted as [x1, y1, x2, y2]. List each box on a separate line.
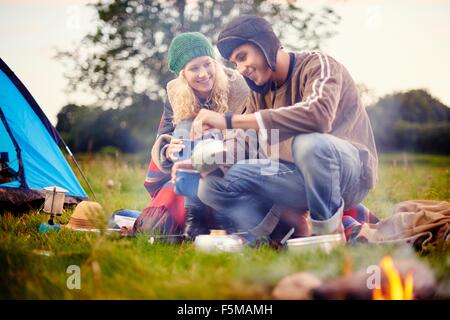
[372, 256, 414, 300]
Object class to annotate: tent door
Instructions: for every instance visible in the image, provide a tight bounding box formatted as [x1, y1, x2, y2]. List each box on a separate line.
[0, 107, 25, 187]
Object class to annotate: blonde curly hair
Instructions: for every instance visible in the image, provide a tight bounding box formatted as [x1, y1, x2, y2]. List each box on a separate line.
[170, 59, 230, 124]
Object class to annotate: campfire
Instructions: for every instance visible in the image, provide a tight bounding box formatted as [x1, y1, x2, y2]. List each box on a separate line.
[372, 256, 414, 300]
[272, 254, 436, 300]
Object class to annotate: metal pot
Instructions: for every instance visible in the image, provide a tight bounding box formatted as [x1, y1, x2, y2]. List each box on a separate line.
[191, 139, 227, 174]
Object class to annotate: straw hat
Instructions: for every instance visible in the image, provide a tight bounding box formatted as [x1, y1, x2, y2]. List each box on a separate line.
[65, 201, 105, 230]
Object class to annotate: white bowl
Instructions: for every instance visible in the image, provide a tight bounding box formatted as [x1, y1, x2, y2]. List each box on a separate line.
[194, 234, 244, 253]
[287, 234, 344, 253]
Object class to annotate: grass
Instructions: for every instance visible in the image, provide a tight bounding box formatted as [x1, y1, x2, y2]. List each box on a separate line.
[0, 153, 449, 299]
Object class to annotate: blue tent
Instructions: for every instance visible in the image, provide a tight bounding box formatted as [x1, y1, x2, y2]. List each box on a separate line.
[0, 58, 88, 206]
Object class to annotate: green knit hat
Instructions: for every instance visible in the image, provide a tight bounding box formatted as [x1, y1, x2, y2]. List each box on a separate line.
[168, 32, 215, 75]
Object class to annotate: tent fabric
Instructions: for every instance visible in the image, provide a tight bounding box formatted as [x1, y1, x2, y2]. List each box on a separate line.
[0, 58, 88, 205]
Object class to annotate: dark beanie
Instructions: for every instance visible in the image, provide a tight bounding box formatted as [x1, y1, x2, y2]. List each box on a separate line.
[217, 15, 280, 72]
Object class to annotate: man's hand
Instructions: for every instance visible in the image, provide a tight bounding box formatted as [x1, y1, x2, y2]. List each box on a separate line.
[191, 109, 260, 139]
[171, 159, 194, 184]
[190, 109, 226, 140]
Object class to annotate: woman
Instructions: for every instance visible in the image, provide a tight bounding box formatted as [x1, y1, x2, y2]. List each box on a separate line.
[141, 32, 251, 240]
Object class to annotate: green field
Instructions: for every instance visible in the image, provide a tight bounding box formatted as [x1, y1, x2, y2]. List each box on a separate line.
[0, 153, 449, 299]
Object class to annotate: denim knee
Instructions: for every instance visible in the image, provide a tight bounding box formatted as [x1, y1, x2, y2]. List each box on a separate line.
[291, 133, 335, 168]
[196, 175, 233, 210]
[226, 162, 258, 183]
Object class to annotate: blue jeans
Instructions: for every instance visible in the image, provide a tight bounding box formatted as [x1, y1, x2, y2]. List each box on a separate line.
[197, 133, 370, 235]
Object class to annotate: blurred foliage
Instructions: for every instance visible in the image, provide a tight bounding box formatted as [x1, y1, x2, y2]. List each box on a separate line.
[367, 89, 450, 154]
[56, 94, 163, 153]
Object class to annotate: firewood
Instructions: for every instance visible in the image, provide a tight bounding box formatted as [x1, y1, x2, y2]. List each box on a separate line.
[312, 258, 436, 300]
[272, 272, 322, 300]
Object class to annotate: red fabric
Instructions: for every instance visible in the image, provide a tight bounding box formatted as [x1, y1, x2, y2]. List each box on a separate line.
[141, 112, 187, 233]
[143, 185, 186, 228]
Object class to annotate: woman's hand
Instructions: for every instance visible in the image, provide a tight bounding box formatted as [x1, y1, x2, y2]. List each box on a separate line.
[171, 159, 194, 184]
[165, 138, 184, 161]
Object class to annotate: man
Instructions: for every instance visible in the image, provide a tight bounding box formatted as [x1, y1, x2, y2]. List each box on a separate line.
[186, 15, 378, 243]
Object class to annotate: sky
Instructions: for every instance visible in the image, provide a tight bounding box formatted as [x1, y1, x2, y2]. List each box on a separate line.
[1, 0, 449, 125]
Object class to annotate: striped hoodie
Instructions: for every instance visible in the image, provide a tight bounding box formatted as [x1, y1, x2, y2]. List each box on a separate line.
[249, 51, 378, 189]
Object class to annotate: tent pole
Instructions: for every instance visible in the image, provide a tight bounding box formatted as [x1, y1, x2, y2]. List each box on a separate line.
[63, 144, 98, 202]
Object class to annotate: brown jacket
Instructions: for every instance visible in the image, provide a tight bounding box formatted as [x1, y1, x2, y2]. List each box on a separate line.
[249, 51, 378, 189]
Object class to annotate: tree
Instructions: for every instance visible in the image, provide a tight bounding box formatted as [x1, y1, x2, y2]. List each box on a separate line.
[56, 95, 164, 153]
[57, 0, 341, 108]
[367, 89, 450, 153]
